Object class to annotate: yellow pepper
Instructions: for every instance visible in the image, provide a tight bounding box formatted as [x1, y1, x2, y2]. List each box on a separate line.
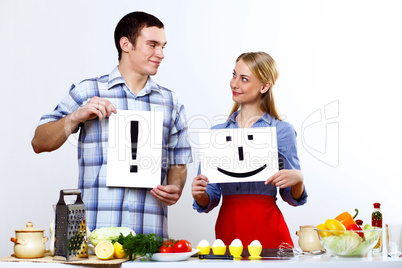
[324, 219, 346, 235]
[316, 223, 332, 237]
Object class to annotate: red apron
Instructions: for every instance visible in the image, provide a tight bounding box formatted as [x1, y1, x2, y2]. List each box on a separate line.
[215, 194, 293, 249]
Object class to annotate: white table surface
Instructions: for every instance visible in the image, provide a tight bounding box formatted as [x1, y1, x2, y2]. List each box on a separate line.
[1, 253, 401, 268]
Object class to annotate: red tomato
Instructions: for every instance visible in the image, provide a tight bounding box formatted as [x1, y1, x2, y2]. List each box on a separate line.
[159, 246, 173, 253]
[173, 240, 192, 253]
[162, 239, 176, 247]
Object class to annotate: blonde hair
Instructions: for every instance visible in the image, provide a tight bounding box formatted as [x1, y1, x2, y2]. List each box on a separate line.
[228, 52, 281, 121]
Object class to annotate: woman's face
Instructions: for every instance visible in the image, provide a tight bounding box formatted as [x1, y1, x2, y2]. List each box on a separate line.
[230, 59, 266, 106]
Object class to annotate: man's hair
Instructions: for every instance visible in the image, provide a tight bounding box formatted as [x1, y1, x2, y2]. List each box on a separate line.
[114, 11, 164, 61]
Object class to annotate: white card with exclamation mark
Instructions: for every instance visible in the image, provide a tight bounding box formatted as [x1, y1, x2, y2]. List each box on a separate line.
[106, 110, 163, 188]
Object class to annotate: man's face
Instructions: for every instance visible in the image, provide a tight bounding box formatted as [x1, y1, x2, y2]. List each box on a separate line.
[128, 26, 167, 76]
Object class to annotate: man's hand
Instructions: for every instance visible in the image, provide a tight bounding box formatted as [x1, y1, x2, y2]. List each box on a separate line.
[71, 96, 116, 123]
[150, 165, 187, 206]
[32, 96, 116, 153]
[150, 185, 182, 206]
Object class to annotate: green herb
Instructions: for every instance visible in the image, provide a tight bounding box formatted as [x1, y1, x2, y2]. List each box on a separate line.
[115, 233, 163, 260]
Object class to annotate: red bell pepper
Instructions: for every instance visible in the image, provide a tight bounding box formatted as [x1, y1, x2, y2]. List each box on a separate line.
[347, 219, 364, 240]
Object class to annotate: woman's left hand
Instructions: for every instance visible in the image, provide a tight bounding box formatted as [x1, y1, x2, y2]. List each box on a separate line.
[265, 169, 303, 189]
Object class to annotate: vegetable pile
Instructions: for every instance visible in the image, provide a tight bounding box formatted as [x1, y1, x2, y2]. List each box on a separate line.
[320, 224, 379, 256]
[88, 226, 192, 260]
[317, 209, 381, 256]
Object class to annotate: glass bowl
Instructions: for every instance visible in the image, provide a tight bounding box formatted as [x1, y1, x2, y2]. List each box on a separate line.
[316, 228, 382, 257]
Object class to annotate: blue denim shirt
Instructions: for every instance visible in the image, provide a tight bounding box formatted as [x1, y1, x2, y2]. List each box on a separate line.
[193, 111, 307, 213]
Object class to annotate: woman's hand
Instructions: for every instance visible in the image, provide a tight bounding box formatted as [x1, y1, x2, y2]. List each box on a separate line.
[265, 169, 303, 189]
[265, 169, 305, 199]
[191, 174, 210, 207]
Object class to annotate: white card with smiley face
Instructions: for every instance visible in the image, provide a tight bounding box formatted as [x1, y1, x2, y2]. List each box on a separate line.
[197, 127, 279, 183]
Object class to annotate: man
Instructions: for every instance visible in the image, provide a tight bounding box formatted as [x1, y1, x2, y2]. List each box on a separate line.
[31, 11, 192, 238]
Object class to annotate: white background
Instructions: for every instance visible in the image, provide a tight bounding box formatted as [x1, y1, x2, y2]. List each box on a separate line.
[1, 0, 402, 257]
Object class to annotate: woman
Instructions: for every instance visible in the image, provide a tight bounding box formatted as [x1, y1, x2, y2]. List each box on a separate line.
[192, 52, 307, 249]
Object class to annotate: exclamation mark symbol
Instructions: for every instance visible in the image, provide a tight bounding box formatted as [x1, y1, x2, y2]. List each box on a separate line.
[130, 121, 139, 173]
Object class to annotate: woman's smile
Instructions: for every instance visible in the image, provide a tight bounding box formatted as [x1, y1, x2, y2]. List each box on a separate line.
[232, 91, 243, 96]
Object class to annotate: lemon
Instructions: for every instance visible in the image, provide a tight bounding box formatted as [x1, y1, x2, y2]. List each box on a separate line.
[113, 241, 125, 259]
[95, 241, 114, 260]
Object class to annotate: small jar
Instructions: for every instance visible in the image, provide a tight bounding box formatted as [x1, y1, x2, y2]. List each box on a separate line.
[10, 222, 48, 258]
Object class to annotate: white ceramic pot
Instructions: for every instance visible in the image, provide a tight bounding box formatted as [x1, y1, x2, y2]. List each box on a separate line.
[296, 225, 324, 252]
[10, 222, 48, 258]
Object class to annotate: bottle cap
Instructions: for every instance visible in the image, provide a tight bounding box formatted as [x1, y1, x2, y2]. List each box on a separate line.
[373, 202, 381, 208]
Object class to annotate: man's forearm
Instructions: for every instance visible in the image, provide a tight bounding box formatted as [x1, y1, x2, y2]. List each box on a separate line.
[167, 164, 187, 191]
[31, 114, 79, 153]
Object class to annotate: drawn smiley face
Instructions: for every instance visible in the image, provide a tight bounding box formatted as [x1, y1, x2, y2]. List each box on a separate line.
[198, 127, 278, 183]
[216, 133, 267, 178]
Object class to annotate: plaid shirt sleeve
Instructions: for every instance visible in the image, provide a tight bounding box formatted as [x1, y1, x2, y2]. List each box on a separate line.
[168, 97, 193, 165]
[38, 83, 86, 127]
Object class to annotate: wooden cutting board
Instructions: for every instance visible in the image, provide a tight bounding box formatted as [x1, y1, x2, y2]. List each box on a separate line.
[0, 251, 128, 265]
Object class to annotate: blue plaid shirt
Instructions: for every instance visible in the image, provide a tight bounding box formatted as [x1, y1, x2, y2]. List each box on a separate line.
[39, 66, 192, 238]
[193, 111, 307, 213]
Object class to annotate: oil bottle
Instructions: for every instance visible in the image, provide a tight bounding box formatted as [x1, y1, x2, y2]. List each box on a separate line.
[372, 202, 382, 253]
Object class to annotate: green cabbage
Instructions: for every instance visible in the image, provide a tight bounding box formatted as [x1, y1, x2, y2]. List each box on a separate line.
[362, 224, 377, 241]
[321, 226, 380, 256]
[88, 227, 135, 246]
[322, 232, 362, 256]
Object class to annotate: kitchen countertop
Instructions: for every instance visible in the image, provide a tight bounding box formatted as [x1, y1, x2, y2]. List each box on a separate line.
[1, 253, 401, 268]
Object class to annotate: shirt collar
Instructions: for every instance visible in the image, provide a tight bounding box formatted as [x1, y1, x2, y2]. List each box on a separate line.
[225, 110, 273, 127]
[260, 112, 273, 124]
[107, 66, 125, 89]
[107, 66, 162, 95]
[141, 77, 162, 96]
[227, 110, 239, 126]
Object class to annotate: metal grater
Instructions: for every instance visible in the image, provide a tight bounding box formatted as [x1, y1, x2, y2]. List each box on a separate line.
[53, 189, 88, 261]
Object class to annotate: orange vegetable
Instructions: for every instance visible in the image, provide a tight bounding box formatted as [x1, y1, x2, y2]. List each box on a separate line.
[335, 209, 359, 229]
